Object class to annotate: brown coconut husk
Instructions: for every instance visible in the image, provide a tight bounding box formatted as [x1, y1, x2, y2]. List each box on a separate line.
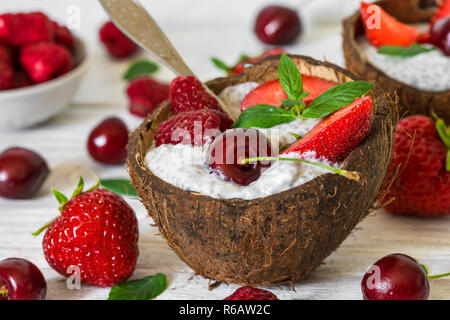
[127, 55, 398, 286]
[343, 0, 450, 122]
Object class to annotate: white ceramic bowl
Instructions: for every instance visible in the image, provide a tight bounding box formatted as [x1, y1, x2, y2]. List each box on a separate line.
[0, 37, 93, 130]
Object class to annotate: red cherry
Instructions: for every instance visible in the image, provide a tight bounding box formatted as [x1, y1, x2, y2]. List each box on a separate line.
[0, 258, 47, 300]
[361, 253, 430, 300]
[254, 5, 302, 45]
[87, 117, 128, 165]
[0, 147, 49, 199]
[206, 128, 274, 186]
[430, 16, 450, 56]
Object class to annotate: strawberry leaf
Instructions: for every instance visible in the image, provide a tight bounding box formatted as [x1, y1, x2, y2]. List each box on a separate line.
[233, 104, 297, 128]
[278, 53, 303, 100]
[302, 81, 374, 118]
[100, 179, 138, 197]
[432, 111, 450, 171]
[377, 43, 435, 57]
[211, 57, 231, 73]
[123, 59, 158, 81]
[108, 273, 167, 300]
[70, 177, 84, 199]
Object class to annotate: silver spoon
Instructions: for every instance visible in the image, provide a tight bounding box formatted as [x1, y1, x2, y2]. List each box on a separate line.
[99, 0, 236, 119]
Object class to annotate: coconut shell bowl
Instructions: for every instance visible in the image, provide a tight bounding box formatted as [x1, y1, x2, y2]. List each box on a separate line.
[343, 0, 450, 122]
[127, 54, 398, 286]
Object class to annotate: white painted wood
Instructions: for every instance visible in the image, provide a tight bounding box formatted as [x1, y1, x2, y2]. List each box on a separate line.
[0, 0, 448, 300]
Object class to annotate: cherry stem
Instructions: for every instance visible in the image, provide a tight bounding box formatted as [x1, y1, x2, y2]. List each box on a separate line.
[428, 272, 450, 280]
[32, 218, 57, 236]
[241, 157, 361, 182]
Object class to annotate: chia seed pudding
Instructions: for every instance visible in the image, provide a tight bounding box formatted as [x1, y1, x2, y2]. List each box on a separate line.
[145, 83, 338, 200]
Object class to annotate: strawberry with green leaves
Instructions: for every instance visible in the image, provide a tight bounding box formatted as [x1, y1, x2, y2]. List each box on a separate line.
[233, 53, 374, 163]
[33, 178, 139, 287]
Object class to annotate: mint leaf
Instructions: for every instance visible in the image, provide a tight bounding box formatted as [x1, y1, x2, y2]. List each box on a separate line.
[302, 81, 374, 118]
[100, 179, 138, 197]
[211, 57, 231, 73]
[278, 53, 303, 100]
[377, 43, 435, 57]
[238, 53, 251, 62]
[108, 273, 167, 300]
[281, 99, 304, 108]
[233, 104, 296, 128]
[123, 59, 158, 81]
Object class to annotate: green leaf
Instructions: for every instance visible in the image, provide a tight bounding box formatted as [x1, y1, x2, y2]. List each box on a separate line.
[108, 273, 167, 300]
[281, 99, 304, 109]
[278, 53, 303, 100]
[70, 177, 84, 199]
[302, 81, 374, 118]
[211, 57, 231, 73]
[238, 53, 251, 62]
[431, 111, 450, 171]
[100, 179, 138, 197]
[123, 59, 158, 81]
[377, 43, 435, 57]
[232, 104, 296, 129]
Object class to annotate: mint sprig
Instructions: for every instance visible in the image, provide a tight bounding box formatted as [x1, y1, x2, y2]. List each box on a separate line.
[100, 179, 138, 197]
[211, 57, 231, 73]
[234, 53, 374, 129]
[108, 273, 167, 300]
[232, 104, 296, 128]
[123, 59, 158, 81]
[377, 43, 435, 57]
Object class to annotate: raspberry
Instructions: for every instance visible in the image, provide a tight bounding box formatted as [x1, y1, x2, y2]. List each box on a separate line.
[53, 21, 75, 50]
[39, 181, 139, 287]
[99, 21, 138, 58]
[380, 115, 450, 216]
[126, 77, 169, 117]
[20, 42, 74, 84]
[224, 286, 279, 300]
[0, 12, 54, 47]
[155, 109, 232, 147]
[169, 76, 220, 114]
[0, 62, 14, 90]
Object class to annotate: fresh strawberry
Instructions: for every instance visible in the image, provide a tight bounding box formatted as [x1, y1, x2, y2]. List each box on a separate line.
[99, 21, 138, 59]
[240, 76, 337, 111]
[380, 115, 450, 216]
[282, 96, 373, 162]
[431, 0, 450, 28]
[155, 109, 232, 147]
[0, 44, 12, 66]
[36, 178, 139, 287]
[232, 47, 286, 75]
[169, 76, 220, 114]
[53, 21, 75, 50]
[20, 43, 73, 84]
[224, 287, 279, 300]
[0, 12, 54, 47]
[126, 77, 169, 117]
[360, 2, 419, 47]
[0, 62, 14, 90]
[13, 71, 31, 89]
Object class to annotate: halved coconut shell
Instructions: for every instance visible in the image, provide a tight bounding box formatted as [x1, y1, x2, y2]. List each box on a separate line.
[343, 0, 450, 122]
[127, 55, 398, 286]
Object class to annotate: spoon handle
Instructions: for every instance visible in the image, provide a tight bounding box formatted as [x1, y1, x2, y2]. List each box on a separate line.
[99, 0, 194, 76]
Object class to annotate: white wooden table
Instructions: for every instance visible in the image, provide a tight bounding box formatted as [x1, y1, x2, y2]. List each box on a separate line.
[1, 0, 449, 300]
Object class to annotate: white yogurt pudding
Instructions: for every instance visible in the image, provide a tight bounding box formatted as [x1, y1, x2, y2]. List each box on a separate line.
[145, 82, 338, 200]
[219, 82, 260, 120]
[358, 37, 450, 92]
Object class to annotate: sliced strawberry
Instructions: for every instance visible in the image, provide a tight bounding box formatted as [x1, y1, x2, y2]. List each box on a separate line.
[431, 0, 450, 28]
[241, 80, 287, 111]
[281, 96, 373, 162]
[240, 76, 337, 111]
[360, 2, 419, 47]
